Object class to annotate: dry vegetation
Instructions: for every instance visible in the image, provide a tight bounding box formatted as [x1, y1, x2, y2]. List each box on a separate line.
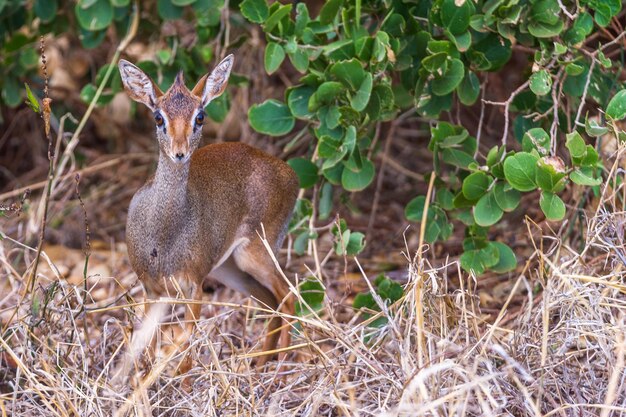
[1, 34, 626, 416]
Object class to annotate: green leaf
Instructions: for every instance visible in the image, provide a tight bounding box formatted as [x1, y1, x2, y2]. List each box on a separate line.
[4, 34, 34, 54]
[486, 146, 503, 167]
[248, 99, 295, 136]
[18, 49, 38, 71]
[449, 30, 472, 52]
[460, 244, 498, 274]
[493, 182, 520, 212]
[75, 0, 113, 31]
[421, 52, 448, 73]
[342, 158, 375, 191]
[490, 242, 517, 273]
[318, 182, 333, 220]
[460, 250, 486, 274]
[530, 0, 560, 24]
[353, 292, 376, 310]
[528, 19, 563, 38]
[536, 157, 567, 192]
[156, 48, 172, 65]
[295, 2, 310, 36]
[240, 0, 268, 23]
[565, 131, 586, 159]
[288, 158, 319, 189]
[350, 72, 372, 111]
[563, 12, 593, 45]
[314, 81, 345, 105]
[553, 42, 567, 55]
[503, 152, 538, 191]
[539, 191, 566, 221]
[570, 168, 602, 186]
[430, 122, 456, 149]
[264, 42, 285, 74]
[288, 85, 315, 119]
[606, 89, 626, 120]
[379, 277, 403, 302]
[405, 196, 426, 222]
[34, 0, 57, 22]
[599, 51, 613, 68]
[156, 0, 184, 19]
[288, 48, 309, 73]
[440, 130, 469, 148]
[462, 172, 490, 200]
[346, 232, 366, 255]
[441, 149, 474, 169]
[566, 63, 585, 76]
[80, 83, 114, 105]
[440, 0, 475, 35]
[24, 83, 40, 113]
[264, 3, 292, 32]
[585, 117, 608, 137]
[432, 58, 464, 96]
[415, 83, 452, 117]
[474, 191, 503, 227]
[581, 145, 599, 167]
[319, 0, 342, 24]
[205, 93, 229, 122]
[589, 0, 620, 26]
[293, 230, 313, 255]
[436, 189, 455, 210]
[522, 127, 550, 155]
[529, 70, 552, 96]
[79, 27, 107, 49]
[457, 71, 480, 105]
[467, 33, 511, 71]
[321, 105, 341, 129]
[172, 0, 195, 4]
[331, 59, 365, 90]
[296, 279, 325, 316]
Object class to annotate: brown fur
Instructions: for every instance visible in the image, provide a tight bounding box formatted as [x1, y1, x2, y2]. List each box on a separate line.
[119, 55, 299, 375]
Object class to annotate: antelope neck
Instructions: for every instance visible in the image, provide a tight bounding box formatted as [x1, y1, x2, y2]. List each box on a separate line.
[151, 152, 193, 225]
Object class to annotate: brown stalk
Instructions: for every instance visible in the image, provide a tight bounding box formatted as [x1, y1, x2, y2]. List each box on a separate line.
[23, 37, 53, 296]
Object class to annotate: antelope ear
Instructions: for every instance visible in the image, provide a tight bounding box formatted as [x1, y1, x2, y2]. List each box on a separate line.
[118, 59, 163, 111]
[192, 54, 234, 108]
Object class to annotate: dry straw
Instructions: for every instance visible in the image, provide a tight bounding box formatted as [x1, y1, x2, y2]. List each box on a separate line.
[1, 167, 626, 415]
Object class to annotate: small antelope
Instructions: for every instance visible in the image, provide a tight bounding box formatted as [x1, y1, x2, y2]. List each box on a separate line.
[117, 55, 299, 374]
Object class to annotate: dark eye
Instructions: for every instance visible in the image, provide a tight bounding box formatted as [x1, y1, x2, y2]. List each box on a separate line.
[155, 113, 164, 127]
[195, 112, 204, 126]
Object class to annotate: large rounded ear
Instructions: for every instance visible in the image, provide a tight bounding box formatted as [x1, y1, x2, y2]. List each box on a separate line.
[191, 54, 234, 108]
[118, 59, 163, 111]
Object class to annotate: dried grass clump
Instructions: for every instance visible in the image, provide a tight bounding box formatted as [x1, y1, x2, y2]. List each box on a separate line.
[1, 207, 625, 416]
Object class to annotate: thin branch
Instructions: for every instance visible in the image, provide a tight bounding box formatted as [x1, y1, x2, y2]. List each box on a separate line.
[574, 58, 596, 127]
[484, 80, 530, 160]
[550, 68, 565, 155]
[575, 29, 626, 126]
[556, 0, 577, 20]
[475, 76, 488, 159]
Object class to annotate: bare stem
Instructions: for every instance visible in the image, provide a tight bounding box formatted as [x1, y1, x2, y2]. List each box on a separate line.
[24, 37, 53, 296]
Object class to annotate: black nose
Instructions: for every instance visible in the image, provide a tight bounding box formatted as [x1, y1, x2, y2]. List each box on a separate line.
[175, 153, 185, 160]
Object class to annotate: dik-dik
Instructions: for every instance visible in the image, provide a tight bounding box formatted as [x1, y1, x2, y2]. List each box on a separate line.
[118, 55, 299, 374]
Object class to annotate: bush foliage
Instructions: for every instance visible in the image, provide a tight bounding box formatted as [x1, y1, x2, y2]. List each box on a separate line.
[2, 0, 625, 275]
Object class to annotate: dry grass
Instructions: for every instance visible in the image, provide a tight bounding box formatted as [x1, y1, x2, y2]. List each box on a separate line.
[1, 189, 626, 417]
